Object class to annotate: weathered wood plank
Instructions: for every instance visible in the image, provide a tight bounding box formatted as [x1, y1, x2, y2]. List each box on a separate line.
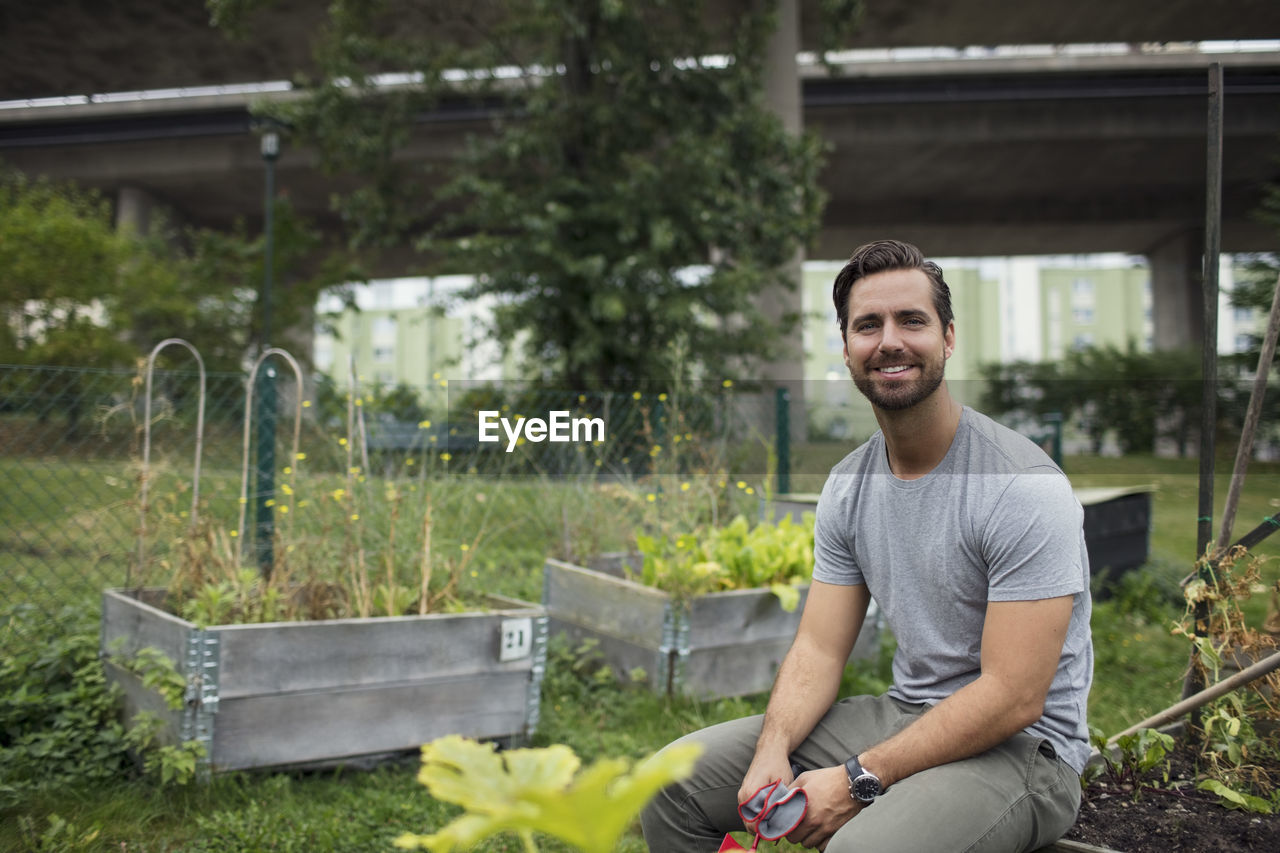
[546, 620, 671, 692]
[101, 659, 185, 747]
[213, 606, 539, 698]
[684, 586, 808, 649]
[209, 672, 531, 770]
[543, 558, 669, 645]
[101, 589, 190, 664]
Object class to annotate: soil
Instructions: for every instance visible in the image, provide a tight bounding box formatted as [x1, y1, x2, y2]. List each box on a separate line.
[1062, 739, 1280, 852]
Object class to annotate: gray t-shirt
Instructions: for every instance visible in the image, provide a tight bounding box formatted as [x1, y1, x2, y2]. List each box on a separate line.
[813, 406, 1094, 774]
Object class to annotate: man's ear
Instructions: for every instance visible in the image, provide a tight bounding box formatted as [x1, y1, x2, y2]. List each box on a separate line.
[842, 341, 851, 369]
[943, 323, 956, 360]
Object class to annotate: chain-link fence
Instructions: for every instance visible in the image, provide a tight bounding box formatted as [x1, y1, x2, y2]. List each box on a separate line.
[1, 362, 790, 652]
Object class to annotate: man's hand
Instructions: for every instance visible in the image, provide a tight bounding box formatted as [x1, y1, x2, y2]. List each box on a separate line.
[787, 765, 860, 851]
[737, 749, 795, 832]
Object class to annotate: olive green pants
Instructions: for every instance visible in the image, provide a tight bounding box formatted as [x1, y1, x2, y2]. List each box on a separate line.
[640, 694, 1081, 853]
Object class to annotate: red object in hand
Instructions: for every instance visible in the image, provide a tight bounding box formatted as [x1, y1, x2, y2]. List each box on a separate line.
[717, 834, 752, 851]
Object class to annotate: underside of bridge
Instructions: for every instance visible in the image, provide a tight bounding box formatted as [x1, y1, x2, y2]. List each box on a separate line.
[4, 0, 1280, 364]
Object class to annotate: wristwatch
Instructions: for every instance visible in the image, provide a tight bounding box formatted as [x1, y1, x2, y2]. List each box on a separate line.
[844, 755, 882, 804]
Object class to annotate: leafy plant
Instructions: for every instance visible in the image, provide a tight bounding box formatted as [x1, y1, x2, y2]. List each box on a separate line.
[1087, 725, 1175, 798]
[393, 735, 701, 853]
[635, 512, 815, 605]
[1173, 545, 1280, 812]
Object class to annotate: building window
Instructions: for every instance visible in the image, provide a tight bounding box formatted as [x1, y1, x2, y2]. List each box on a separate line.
[373, 345, 395, 362]
[1073, 307, 1094, 325]
[1071, 278, 1095, 307]
[1072, 333, 1094, 349]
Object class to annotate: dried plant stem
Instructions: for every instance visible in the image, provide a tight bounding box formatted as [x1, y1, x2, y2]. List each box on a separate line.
[1216, 270, 1280, 557]
[419, 497, 433, 616]
[1108, 650, 1280, 744]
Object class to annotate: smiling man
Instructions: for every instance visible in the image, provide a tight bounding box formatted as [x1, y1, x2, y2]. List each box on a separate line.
[641, 240, 1093, 852]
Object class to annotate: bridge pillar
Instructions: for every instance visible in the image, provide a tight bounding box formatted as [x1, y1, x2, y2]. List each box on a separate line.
[761, 0, 807, 447]
[115, 186, 162, 235]
[1147, 230, 1204, 351]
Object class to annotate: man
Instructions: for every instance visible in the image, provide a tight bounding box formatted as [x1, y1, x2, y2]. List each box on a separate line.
[641, 240, 1093, 852]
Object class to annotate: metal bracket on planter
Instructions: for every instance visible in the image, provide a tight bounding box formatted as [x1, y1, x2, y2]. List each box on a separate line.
[658, 602, 691, 696]
[181, 628, 221, 774]
[524, 613, 550, 739]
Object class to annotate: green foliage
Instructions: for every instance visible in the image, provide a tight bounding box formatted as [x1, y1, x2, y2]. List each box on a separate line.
[0, 605, 137, 806]
[1088, 725, 1175, 797]
[393, 735, 701, 853]
[181, 568, 287, 628]
[635, 512, 814, 604]
[979, 343, 1207, 456]
[226, 0, 828, 388]
[0, 167, 350, 376]
[14, 812, 102, 852]
[1173, 545, 1280, 812]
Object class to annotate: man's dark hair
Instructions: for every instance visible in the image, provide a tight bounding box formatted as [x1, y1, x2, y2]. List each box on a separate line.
[832, 239, 953, 337]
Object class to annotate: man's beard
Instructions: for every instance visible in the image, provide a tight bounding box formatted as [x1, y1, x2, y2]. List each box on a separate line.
[851, 360, 945, 411]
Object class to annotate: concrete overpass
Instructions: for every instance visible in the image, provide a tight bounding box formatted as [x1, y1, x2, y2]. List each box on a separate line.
[4, 48, 1280, 348]
[3, 2, 1280, 353]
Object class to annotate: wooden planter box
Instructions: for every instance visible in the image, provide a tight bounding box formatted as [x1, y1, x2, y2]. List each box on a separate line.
[100, 588, 547, 773]
[543, 556, 879, 699]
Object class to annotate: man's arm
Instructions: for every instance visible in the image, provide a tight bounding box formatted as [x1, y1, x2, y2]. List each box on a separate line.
[737, 581, 870, 803]
[786, 594, 1074, 850]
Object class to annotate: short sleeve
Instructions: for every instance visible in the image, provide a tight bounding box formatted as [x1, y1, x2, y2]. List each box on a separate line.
[982, 469, 1087, 601]
[812, 473, 864, 586]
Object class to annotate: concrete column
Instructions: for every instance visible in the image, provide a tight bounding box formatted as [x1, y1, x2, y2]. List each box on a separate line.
[760, 0, 807, 448]
[1147, 230, 1203, 351]
[115, 186, 158, 235]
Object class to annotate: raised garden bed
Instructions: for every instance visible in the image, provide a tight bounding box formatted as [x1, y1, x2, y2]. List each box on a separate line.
[101, 587, 547, 773]
[543, 555, 879, 698]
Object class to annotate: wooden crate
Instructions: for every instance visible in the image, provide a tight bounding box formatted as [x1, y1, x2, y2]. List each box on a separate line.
[543, 557, 879, 699]
[100, 588, 547, 773]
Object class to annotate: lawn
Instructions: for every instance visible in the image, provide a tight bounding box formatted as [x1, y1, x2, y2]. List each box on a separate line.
[2, 451, 1278, 852]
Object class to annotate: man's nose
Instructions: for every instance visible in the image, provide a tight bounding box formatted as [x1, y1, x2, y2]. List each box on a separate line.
[879, 321, 905, 352]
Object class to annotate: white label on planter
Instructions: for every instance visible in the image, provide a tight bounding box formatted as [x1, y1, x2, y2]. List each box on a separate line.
[500, 618, 533, 661]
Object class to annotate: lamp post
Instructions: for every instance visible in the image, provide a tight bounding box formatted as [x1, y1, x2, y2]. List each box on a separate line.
[254, 128, 280, 576]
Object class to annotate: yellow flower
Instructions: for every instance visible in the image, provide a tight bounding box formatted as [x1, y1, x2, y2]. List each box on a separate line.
[302, 400, 312, 408]
[722, 379, 733, 388]
[470, 570, 478, 578]
[331, 488, 346, 501]
[339, 437, 348, 446]
[441, 453, 452, 462]
[680, 482, 691, 492]
[281, 484, 294, 496]
[632, 391, 642, 400]
[351, 513, 360, 521]
[265, 499, 276, 507]
[406, 458, 416, 465]
[594, 459, 603, 467]
[646, 493, 657, 503]
[439, 379, 447, 388]
[432, 371, 441, 380]
[736, 480, 747, 489]
[419, 420, 432, 429]
[658, 393, 668, 401]
[238, 497, 248, 504]
[745, 487, 755, 495]
[349, 466, 361, 475]
[229, 529, 238, 538]
[578, 394, 586, 403]
[355, 398, 363, 406]
[460, 543, 470, 552]
[298, 500, 310, 508]
[649, 445, 662, 456]
[279, 505, 289, 514]
[295, 452, 307, 461]
[283, 466, 293, 475]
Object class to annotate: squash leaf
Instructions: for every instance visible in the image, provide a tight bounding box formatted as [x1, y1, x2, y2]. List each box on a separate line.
[394, 735, 702, 852]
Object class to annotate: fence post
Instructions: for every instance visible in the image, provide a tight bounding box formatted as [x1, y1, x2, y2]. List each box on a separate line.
[775, 386, 790, 496]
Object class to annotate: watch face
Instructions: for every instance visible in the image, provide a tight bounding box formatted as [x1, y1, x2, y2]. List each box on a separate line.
[853, 774, 881, 802]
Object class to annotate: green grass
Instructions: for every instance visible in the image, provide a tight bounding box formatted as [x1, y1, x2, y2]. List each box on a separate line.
[3, 451, 1280, 851]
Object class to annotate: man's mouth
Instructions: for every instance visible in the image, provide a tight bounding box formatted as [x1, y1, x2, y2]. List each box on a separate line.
[876, 365, 913, 375]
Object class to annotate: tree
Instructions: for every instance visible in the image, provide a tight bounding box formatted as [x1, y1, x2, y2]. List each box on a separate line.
[0, 169, 348, 375]
[212, 0, 832, 388]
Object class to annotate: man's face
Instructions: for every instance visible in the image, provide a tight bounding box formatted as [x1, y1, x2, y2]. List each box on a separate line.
[842, 268, 955, 411]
